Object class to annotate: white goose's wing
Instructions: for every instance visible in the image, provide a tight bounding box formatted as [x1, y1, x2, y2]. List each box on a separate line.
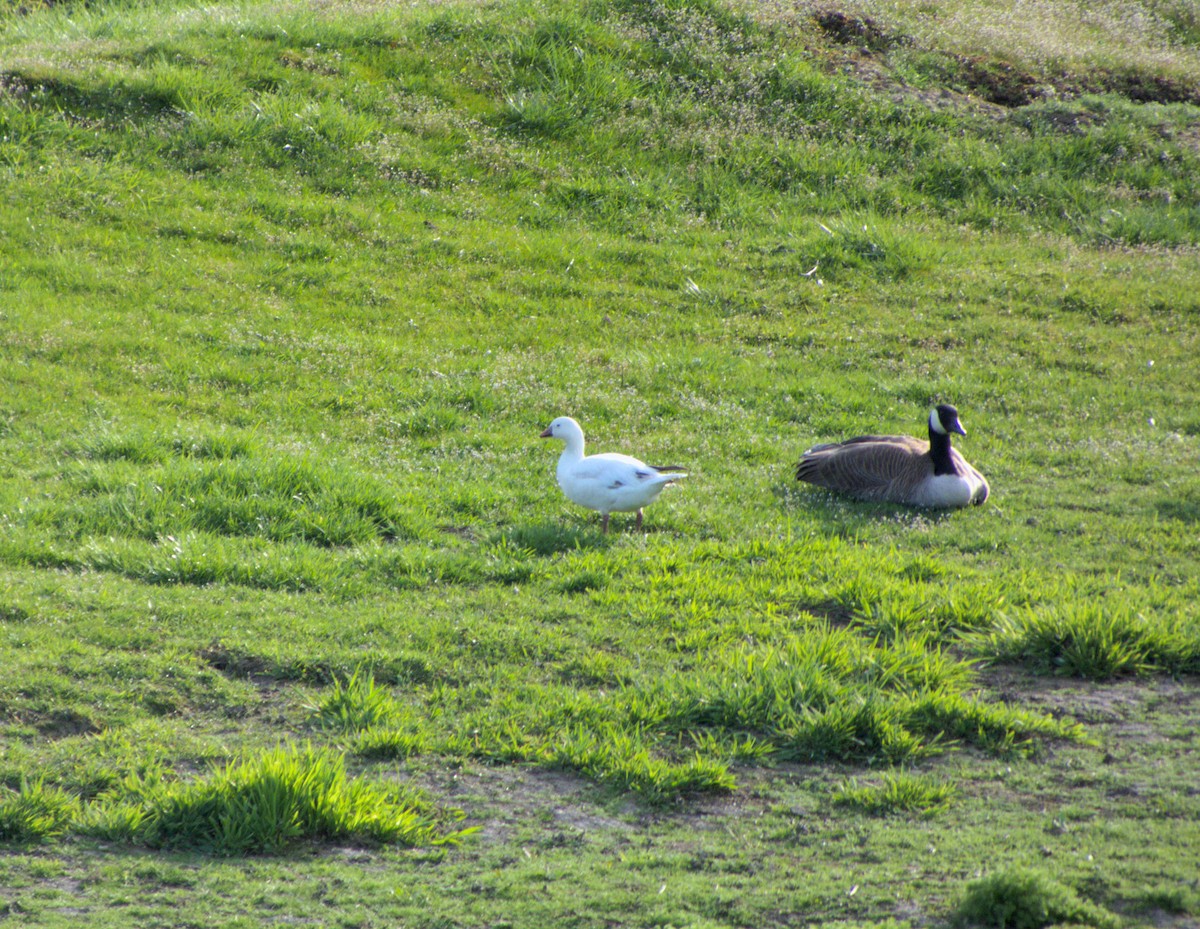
[577, 453, 671, 489]
[562, 452, 684, 513]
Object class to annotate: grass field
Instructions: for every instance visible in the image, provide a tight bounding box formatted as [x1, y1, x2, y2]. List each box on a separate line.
[2, 0, 1199, 926]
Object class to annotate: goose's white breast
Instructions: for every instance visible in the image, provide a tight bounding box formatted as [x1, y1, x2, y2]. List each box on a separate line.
[920, 474, 976, 508]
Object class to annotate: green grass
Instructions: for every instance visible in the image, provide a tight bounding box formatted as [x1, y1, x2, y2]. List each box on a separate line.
[2, 0, 1199, 925]
[308, 669, 401, 732]
[0, 743, 471, 853]
[0, 780, 79, 843]
[955, 868, 1122, 929]
[833, 771, 957, 816]
[970, 603, 1200, 678]
[81, 745, 473, 854]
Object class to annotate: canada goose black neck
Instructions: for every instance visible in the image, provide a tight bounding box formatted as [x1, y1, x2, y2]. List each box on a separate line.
[927, 425, 957, 475]
[927, 406, 960, 477]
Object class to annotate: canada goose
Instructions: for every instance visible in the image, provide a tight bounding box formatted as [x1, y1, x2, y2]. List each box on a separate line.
[795, 404, 989, 508]
[540, 416, 687, 532]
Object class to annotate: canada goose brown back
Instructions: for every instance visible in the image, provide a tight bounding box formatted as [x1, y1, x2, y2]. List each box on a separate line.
[796, 405, 989, 508]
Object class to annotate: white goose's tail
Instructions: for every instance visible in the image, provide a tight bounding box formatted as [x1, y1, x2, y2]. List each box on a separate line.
[649, 466, 687, 481]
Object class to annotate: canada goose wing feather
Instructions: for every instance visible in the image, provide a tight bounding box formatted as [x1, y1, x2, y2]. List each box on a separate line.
[796, 435, 932, 502]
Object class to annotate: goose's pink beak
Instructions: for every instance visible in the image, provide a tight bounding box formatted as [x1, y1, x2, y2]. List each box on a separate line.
[539, 426, 553, 438]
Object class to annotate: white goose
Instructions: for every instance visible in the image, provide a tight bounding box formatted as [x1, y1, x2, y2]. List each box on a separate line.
[539, 416, 687, 532]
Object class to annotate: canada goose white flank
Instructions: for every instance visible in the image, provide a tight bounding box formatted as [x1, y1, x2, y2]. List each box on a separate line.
[540, 416, 687, 532]
[795, 404, 989, 508]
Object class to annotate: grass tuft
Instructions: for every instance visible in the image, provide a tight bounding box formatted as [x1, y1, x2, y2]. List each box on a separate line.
[833, 771, 956, 816]
[955, 868, 1122, 929]
[106, 745, 469, 855]
[969, 604, 1200, 679]
[0, 779, 79, 843]
[308, 669, 400, 732]
[551, 725, 736, 803]
[625, 628, 1075, 765]
[354, 727, 428, 761]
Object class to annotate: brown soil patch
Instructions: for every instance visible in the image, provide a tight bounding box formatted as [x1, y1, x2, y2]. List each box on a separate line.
[198, 640, 271, 677]
[977, 666, 1200, 727]
[31, 708, 102, 740]
[811, 6, 1200, 109]
[813, 9, 904, 53]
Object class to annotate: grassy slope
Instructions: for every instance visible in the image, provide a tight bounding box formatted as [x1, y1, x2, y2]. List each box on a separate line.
[1, 0, 1199, 926]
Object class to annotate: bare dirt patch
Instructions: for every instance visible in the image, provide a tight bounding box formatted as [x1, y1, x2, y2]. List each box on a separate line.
[30, 708, 102, 740]
[810, 6, 1200, 108]
[419, 765, 633, 845]
[813, 9, 904, 52]
[978, 667, 1200, 728]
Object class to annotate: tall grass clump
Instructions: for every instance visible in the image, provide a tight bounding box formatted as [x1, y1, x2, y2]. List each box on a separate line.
[970, 604, 1200, 679]
[309, 669, 400, 732]
[899, 689, 1080, 755]
[550, 724, 736, 803]
[354, 727, 428, 761]
[833, 771, 956, 816]
[954, 868, 1121, 929]
[0, 779, 79, 843]
[103, 746, 469, 855]
[621, 628, 1081, 765]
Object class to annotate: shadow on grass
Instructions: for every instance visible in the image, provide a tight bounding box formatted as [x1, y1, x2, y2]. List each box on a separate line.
[1156, 495, 1200, 523]
[773, 483, 959, 528]
[499, 522, 612, 555]
[198, 641, 436, 686]
[6, 71, 184, 122]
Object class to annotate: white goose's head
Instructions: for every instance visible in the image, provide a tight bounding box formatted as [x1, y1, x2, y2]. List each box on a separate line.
[929, 404, 967, 437]
[539, 416, 586, 448]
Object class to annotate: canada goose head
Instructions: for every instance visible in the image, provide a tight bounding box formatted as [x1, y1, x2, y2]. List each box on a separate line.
[930, 404, 967, 438]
